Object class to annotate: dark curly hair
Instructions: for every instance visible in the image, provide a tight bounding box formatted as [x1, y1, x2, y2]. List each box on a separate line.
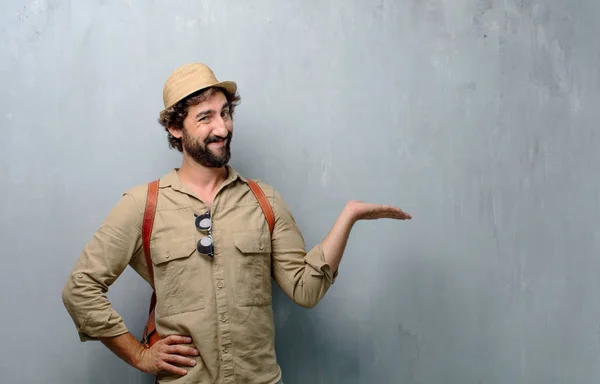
[157, 86, 241, 152]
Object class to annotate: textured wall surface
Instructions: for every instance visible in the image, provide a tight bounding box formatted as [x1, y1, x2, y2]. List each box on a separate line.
[2, 1, 600, 383]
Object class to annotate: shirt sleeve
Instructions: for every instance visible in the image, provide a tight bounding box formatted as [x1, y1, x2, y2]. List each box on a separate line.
[269, 188, 338, 308]
[61, 192, 144, 341]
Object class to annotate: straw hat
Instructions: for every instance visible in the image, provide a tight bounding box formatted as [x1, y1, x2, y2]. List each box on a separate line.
[160, 63, 237, 119]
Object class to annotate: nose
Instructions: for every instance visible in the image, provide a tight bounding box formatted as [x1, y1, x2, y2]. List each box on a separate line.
[212, 115, 230, 138]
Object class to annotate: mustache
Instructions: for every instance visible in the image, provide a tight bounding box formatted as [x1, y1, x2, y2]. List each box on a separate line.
[204, 134, 230, 145]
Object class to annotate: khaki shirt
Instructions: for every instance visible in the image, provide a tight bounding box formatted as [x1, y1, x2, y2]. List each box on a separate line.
[62, 166, 337, 384]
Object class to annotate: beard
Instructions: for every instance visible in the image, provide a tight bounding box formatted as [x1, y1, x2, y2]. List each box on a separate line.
[181, 129, 232, 168]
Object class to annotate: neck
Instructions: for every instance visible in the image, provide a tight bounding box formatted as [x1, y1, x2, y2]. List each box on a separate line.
[177, 155, 228, 193]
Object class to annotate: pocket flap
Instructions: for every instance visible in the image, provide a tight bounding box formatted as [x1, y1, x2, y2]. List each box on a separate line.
[151, 236, 196, 265]
[233, 231, 271, 254]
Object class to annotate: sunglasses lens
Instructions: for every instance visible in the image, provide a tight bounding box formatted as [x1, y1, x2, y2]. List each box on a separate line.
[195, 213, 211, 230]
[199, 218, 211, 229]
[197, 236, 214, 256]
[199, 236, 213, 247]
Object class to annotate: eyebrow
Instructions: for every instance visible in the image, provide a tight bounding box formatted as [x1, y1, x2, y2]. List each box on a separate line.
[195, 102, 230, 120]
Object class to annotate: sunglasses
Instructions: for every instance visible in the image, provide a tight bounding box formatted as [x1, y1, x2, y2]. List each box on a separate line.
[194, 211, 214, 258]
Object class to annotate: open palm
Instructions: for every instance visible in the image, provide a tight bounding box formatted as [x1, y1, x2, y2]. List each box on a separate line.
[346, 200, 412, 221]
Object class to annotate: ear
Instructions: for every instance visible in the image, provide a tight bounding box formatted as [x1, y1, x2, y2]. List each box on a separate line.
[167, 125, 182, 139]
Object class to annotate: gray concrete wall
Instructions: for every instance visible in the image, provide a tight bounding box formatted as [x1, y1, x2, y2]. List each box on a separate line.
[2, 0, 600, 383]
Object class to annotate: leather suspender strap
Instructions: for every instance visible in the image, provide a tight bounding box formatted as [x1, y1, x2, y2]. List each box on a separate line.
[142, 180, 160, 284]
[247, 179, 275, 233]
[141, 180, 160, 348]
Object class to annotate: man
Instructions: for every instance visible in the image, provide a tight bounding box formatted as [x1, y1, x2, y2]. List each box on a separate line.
[62, 63, 412, 384]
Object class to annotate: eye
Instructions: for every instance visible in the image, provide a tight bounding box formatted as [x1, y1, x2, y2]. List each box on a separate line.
[221, 110, 231, 119]
[198, 116, 210, 122]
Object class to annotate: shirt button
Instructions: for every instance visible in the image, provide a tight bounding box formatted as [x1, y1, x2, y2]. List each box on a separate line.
[77, 273, 83, 279]
[217, 281, 224, 289]
[165, 251, 170, 259]
[259, 244, 264, 250]
[220, 313, 228, 323]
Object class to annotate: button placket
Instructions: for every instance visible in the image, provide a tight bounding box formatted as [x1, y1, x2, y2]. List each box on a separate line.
[210, 206, 235, 384]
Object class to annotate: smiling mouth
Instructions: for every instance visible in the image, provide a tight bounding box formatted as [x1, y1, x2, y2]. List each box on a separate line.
[208, 139, 226, 148]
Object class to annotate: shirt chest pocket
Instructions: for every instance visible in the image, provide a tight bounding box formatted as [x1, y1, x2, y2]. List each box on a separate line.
[151, 235, 205, 316]
[233, 231, 272, 307]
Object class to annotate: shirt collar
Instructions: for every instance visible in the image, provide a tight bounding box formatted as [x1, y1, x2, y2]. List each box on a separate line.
[159, 164, 247, 192]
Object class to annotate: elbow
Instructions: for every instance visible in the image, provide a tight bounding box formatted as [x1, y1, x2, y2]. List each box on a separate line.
[61, 279, 85, 333]
[290, 278, 331, 309]
[299, 301, 319, 309]
[293, 294, 323, 309]
[296, 301, 318, 309]
[62, 272, 86, 315]
[61, 279, 75, 313]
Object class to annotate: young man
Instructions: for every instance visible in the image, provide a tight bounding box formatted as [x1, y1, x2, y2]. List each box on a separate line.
[62, 63, 412, 384]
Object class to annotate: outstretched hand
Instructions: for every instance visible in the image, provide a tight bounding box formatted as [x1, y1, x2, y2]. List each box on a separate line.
[345, 200, 412, 222]
[316, 199, 412, 273]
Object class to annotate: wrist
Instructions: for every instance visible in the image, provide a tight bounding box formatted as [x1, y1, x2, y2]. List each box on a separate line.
[341, 203, 359, 225]
[132, 344, 148, 370]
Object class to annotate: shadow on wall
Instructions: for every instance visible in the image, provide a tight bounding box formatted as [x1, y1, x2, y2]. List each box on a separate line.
[272, 283, 358, 384]
[272, 245, 468, 384]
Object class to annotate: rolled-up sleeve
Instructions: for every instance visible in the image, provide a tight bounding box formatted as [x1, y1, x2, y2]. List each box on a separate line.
[269, 188, 338, 308]
[62, 192, 143, 341]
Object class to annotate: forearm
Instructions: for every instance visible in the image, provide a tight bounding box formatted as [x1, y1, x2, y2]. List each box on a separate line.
[99, 332, 145, 370]
[320, 204, 356, 273]
[270, 189, 410, 308]
[269, 192, 361, 307]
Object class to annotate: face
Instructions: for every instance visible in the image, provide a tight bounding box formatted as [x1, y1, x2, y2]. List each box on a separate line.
[169, 90, 233, 168]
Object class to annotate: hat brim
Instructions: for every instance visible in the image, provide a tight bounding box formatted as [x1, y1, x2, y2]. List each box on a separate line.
[159, 80, 238, 118]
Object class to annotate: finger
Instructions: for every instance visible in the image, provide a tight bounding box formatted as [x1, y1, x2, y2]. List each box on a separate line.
[163, 335, 193, 345]
[157, 360, 189, 376]
[161, 352, 198, 368]
[399, 210, 412, 219]
[393, 210, 411, 219]
[380, 206, 411, 219]
[165, 344, 200, 356]
[390, 208, 411, 219]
